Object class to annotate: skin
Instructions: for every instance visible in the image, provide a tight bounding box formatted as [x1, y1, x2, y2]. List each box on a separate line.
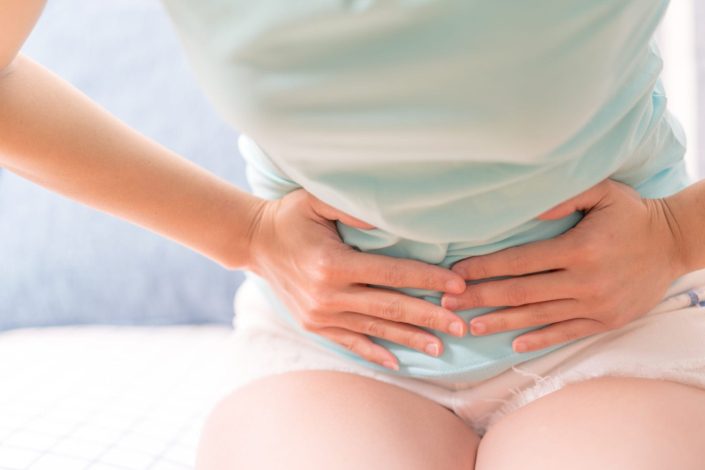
[248, 191, 470, 369]
[5, 2, 705, 468]
[0, 0, 468, 372]
[442, 178, 688, 354]
[197, 370, 482, 470]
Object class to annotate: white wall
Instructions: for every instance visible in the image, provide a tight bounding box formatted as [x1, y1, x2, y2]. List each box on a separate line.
[696, 0, 705, 180]
[656, 0, 700, 179]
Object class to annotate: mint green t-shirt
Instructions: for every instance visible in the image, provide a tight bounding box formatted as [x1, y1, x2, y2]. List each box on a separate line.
[162, 0, 692, 380]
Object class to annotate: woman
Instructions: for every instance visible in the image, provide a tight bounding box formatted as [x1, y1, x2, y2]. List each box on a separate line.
[3, 0, 705, 468]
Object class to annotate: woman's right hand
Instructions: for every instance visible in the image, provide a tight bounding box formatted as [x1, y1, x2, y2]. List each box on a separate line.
[245, 189, 468, 371]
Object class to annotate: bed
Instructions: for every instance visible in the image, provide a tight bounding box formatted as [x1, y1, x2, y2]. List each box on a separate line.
[0, 326, 234, 470]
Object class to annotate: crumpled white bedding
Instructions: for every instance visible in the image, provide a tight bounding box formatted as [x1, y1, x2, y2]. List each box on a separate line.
[0, 326, 234, 470]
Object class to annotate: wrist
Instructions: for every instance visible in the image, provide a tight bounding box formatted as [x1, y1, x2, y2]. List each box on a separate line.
[660, 184, 705, 276]
[211, 190, 270, 271]
[652, 196, 689, 280]
[238, 197, 273, 273]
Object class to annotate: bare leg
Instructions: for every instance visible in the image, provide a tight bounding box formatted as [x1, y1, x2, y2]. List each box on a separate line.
[197, 369, 481, 470]
[476, 376, 705, 469]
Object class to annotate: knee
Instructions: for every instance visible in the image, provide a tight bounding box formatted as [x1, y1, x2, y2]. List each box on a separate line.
[474, 376, 705, 470]
[195, 371, 481, 470]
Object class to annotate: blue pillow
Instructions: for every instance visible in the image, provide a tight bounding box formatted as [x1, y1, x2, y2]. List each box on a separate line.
[0, 0, 249, 328]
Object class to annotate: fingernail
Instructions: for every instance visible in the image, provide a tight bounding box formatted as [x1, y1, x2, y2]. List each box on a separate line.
[449, 321, 465, 337]
[425, 343, 440, 357]
[514, 342, 529, 353]
[382, 360, 399, 370]
[470, 321, 486, 335]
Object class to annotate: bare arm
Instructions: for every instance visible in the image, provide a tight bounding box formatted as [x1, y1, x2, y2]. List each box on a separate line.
[0, 1, 264, 269]
[1, 1, 477, 370]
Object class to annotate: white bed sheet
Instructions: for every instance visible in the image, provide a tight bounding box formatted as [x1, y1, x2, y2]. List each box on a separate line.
[0, 326, 234, 470]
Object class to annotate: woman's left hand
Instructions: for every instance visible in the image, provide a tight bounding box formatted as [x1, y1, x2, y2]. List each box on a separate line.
[441, 178, 686, 354]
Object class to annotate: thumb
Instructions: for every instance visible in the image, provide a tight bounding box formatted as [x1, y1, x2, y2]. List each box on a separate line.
[307, 193, 376, 230]
[537, 179, 612, 220]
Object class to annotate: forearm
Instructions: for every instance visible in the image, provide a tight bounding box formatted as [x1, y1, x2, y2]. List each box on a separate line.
[663, 179, 705, 275]
[0, 54, 263, 269]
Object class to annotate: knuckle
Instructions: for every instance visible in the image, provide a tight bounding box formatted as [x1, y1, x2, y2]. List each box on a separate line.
[451, 260, 468, 278]
[423, 272, 441, 290]
[311, 253, 337, 283]
[306, 284, 328, 303]
[313, 290, 336, 310]
[493, 315, 509, 331]
[467, 261, 490, 280]
[420, 312, 441, 331]
[579, 240, 601, 264]
[464, 287, 485, 306]
[306, 298, 329, 317]
[340, 336, 361, 353]
[309, 266, 329, 284]
[559, 328, 581, 343]
[589, 279, 610, 300]
[507, 252, 530, 273]
[381, 267, 405, 287]
[531, 308, 554, 325]
[308, 307, 330, 326]
[365, 321, 386, 338]
[411, 333, 432, 351]
[380, 299, 405, 322]
[506, 284, 528, 306]
[299, 315, 321, 331]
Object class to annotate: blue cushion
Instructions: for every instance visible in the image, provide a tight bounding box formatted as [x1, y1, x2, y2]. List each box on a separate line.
[0, 0, 248, 328]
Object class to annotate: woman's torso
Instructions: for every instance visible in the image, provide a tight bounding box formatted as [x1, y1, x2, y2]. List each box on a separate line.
[161, 0, 692, 380]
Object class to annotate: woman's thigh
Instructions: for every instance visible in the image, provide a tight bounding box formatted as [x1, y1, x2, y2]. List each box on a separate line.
[196, 369, 481, 470]
[475, 376, 705, 470]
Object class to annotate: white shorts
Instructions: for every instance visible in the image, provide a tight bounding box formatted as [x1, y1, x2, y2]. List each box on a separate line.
[223, 268, 705, 436]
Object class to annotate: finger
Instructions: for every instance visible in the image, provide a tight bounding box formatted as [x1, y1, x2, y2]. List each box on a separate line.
[307, 193, 376, 230]
[450, 236, 574, 280]
[442, 271, 576, 310]
[468, 299, 581, 336]
[511, 318, 607, 353]
[323, 311, 445, 358]
[347, 251, 467, 294]
[343, 286, 468, 337]
[537, 179, 611, 220]
[314, 326, 400, 370]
